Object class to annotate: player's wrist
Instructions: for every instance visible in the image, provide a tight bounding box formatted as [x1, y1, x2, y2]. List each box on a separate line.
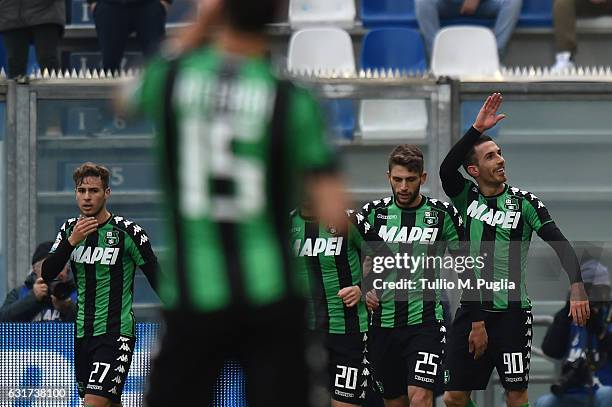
[67, 235, 79, 247]
[472, 124, 485, 133]
[471, 321, 485, 330]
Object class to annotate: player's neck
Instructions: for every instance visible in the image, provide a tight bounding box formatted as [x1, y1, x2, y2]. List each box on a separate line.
[93, 209, 111, 225]
[216, 27, 267, 58]
[479, 182, 506, 197]
[396, 194, 423, 210]
[299, 206, 317, 221]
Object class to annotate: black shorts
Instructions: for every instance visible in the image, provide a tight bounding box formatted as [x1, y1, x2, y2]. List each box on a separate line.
[369, 321, 446, 399]
[326, 332, 369, 404]
[75, 333, 136, 404]
[146, 298, 308, 407]
[445, 307, 533, 391]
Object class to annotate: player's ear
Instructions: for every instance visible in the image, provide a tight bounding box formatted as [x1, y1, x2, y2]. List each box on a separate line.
[466, 165, 479, 178]
[420, 171, 427, 185]
[105, 187, 111, 199]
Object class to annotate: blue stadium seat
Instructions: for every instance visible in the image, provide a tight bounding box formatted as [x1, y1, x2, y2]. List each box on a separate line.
[0, 36, 6, 73]
[361, 0, 418, 28]
[360, 28, 427, 72]
[27, 45, 39, 75]
[322, 99, 355, 140]
[70, 0, 93, 25]
[519, 0, 553, 27]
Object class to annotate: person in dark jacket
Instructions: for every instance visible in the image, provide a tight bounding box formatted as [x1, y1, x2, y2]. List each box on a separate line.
[89, 0, 171, 72]
[0, 241, 76, 322]
[536, 256, 612, 407]
[0, 0, 65, 78]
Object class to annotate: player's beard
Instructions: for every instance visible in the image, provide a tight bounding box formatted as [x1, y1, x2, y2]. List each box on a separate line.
[393, 185, 421, 209]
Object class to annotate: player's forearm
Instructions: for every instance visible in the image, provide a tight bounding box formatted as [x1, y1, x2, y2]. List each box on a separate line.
[537, 223, 583, 284]
[440, 126, 481, 196]
[140, 261, 159, 294]
[41, 240, 73, 283]
[460, 268, 486, 322]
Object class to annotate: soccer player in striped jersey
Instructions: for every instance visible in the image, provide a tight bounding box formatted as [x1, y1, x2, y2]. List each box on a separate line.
[440, 93, 590, 407]
[291, 205, 381, 406]
[360, 145, 464, 407]
[129, 0, 349, 405]
[42, 162, 158, 407]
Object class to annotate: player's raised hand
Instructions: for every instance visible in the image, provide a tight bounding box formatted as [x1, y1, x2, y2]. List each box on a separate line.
[68, 217, 98, 246]
[569, 282, 590, 326]
[338, 286, 362, 308]
[473, 92, 506, 133]
[468, 321, 488, 360]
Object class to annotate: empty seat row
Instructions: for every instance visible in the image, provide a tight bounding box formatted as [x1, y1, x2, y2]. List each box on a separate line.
[290, 0, 554, 29]
[288, 27, 499, 77]
[288, 26, 500, 140]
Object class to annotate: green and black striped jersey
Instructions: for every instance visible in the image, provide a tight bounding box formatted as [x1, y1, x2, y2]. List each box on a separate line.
[360, 196, 463, 328]
[290, 210, 374, 334]
[133, 47, 335, 312]
[49, 215, 157, 338]
[450, 181, 552, 310]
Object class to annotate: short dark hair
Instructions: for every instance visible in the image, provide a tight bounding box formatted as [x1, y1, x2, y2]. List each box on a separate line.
[224, 0, 285, 32]
[388, 145, 424, 174]
[73, 162, 110, 189]
[462, 134, 494, 171]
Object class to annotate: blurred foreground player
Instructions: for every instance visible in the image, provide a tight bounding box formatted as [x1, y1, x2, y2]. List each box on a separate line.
[130, 0, 349, 405]
[42, 162, 159, 407]
[440, 94, 590, 407]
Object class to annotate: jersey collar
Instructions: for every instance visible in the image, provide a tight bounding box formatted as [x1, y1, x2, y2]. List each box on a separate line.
[392, 195, 428, 212]
[477, 183, 508, 199]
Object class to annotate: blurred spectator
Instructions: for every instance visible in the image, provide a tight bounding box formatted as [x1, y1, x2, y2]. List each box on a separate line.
[0, 0, 65, 78]
[415, 0, 523, 57]
[552, 0, 612, 72]
[89, 0, 171, 72]
[535, 257, 612, 407]
[0, 241, 76, 322]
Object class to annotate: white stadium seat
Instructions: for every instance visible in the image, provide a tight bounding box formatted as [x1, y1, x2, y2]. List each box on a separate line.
[287, 28, 356, 76]
[359, 99, 428, 140]
[431, 26, 500, 79]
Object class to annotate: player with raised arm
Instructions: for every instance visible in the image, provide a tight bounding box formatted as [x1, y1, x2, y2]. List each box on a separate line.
[440, 93, 590, 407]
[41, 162, 158, 407]
[360, 145, 464, 407]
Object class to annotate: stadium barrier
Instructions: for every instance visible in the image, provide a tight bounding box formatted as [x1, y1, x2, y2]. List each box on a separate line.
[0, 323, 246, 407]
